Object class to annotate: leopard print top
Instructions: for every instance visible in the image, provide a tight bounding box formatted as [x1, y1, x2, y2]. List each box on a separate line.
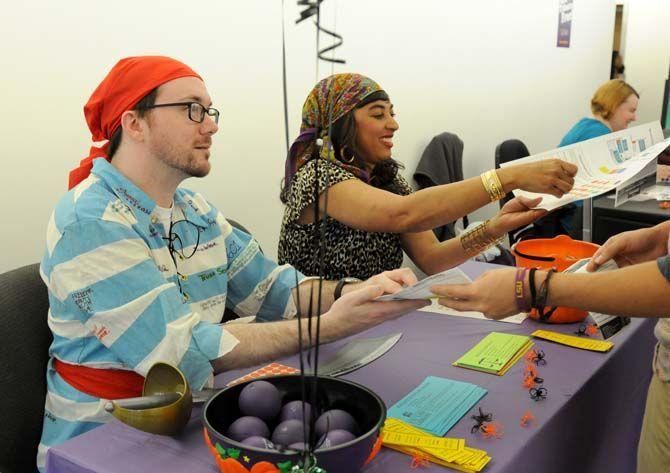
[278, 159, 413, 280]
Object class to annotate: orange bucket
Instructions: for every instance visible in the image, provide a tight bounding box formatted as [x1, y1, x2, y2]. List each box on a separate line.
[512, 235, 600, 323]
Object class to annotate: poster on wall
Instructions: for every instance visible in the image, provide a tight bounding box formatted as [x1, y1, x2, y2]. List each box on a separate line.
[557, 0, 573, 48]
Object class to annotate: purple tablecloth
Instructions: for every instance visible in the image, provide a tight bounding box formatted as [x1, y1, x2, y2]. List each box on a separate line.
[46, 261, 657, 473]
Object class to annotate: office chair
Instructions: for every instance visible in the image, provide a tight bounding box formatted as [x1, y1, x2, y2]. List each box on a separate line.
[414, 132, 469, 240]
[495, 139, 531, 244]
[0, 263, 52, 473]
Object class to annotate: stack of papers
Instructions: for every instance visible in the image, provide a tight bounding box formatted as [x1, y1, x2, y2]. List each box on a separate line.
[387, 376, 487, 436]
[376, 267, 471, 301]
[382, 418, 491, 472]
[453, 332, 533, 375]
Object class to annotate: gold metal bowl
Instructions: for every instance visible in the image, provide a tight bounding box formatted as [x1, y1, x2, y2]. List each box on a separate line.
[107, 362, 193, 435]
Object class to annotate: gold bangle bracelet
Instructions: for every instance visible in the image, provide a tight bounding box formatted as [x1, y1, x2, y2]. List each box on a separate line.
[480, 170, 505, 202]
[460, 220, 503, 255]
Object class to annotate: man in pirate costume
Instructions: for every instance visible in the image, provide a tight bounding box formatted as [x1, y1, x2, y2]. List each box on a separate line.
[38, 56, 425, 471]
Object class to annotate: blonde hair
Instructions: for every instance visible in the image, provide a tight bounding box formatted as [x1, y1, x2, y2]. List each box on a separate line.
[591, 79, 639, 120]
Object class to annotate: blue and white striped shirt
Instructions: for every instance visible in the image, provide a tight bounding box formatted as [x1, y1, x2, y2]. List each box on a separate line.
[38, 158, 303, 470]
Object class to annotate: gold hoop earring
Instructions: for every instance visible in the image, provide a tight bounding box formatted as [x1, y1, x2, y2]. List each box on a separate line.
[341, 147, 355, 163]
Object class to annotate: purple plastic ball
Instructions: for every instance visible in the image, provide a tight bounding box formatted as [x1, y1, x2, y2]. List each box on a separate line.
[318, 429, 356, 449]
[279, 400, 313, 423]
[288, 442, 308, 451]
[240, 436, 275, 450]
[315, 409, 358, 437]
[227, 416, 270, 442]
[271, 419, 309, 446]
[238, 380, 282, 421]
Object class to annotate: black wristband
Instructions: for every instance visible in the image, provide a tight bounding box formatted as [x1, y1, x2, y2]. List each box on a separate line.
[529, 268, 538, 309]
[334, 277, 360, 300]
[536, 269, 557, 320]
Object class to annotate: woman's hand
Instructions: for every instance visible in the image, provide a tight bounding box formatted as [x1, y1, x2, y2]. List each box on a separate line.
[431, 267, 522, 319]
[500, 159, 577, 198]
[488, 196, 547, 238]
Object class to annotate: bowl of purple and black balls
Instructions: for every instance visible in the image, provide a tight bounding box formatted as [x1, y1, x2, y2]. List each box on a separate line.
[203, 375, 386, 473]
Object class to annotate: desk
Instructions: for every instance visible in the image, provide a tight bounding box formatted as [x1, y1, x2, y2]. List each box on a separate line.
[46, 261, 657, 473]
[592, 194, 670, 244]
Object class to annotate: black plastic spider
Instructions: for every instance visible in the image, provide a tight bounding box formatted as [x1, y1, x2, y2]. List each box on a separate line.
[529, 386, 548, 401]
[529, 349, 547, 366]
[470, 407, 493, 434]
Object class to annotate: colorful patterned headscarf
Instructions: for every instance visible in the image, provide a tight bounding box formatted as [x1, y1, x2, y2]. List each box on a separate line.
[285, 73, 383, 188]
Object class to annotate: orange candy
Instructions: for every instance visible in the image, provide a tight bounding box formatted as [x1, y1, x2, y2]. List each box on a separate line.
[481, 422, 504, 439]
[520, 410, 535, 427]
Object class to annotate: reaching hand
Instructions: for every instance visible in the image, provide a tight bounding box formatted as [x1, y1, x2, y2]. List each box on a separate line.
[504, 159, 577, 198]
[361, 267, 419, 294]
[430, 268, 520, 320]
[489, 196, 547, 237]
[329, 285, 428, 332]
[587, 225, 670, 272]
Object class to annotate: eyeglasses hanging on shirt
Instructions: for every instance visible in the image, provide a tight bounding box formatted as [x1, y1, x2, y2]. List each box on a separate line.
[162, 219, 206, 296]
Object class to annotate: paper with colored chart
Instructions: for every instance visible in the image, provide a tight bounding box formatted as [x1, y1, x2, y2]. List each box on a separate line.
[387, 376, 487, 436]
[381, 418, 491, 472]
[376, 267, 471, 301]
[531, 329, 614, 352]
[502, 121, 667, 211]
[453, 332, 533, 375]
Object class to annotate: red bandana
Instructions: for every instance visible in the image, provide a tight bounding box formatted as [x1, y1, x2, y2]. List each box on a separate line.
[68, 56, 202, 189]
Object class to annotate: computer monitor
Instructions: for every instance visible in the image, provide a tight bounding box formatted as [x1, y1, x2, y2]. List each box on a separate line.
[662, 79, 670, 130]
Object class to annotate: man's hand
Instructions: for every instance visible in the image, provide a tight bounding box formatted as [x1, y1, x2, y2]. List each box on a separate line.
[330, 284, 428, 332]
[488, 196, 547, 237]
[587, 224, 670, 272]
[430, 267, 520, 320]
[347, 267, 419, 296]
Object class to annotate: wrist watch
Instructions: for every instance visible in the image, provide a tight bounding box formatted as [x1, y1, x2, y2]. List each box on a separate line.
[334, 277, 361, 300]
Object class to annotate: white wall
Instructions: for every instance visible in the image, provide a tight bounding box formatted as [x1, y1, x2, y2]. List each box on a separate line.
[623, 0, 670, 125]
[0, 0, 619, 273]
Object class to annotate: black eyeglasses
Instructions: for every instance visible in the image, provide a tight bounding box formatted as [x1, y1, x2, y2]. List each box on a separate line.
[162, 219, 206, 295]
[163, 219, 206, 260]
[139, 102, 220, 124]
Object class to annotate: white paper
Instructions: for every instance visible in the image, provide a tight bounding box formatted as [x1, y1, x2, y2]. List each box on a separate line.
[418, 300, 528, 324]
[501, 122, 667, 211]
[563, 257, 619, 325]
[376, 267, 471, 301]
[563, 257, 618, 274]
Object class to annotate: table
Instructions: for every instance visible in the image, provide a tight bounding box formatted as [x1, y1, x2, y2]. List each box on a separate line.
[46, 261, 657, 473]
[592, 194, 670, 244]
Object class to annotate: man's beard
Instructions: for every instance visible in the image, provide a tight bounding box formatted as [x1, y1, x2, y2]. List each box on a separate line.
[153, 142, 210, 178]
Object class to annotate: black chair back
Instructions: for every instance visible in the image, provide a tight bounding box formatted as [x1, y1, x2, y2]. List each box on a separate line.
[495, 139, 531, 245]
[0, 263, 51, 473]
[414, 132, 469, 240]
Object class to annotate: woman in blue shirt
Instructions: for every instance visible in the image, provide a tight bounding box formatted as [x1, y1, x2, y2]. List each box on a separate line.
[557, 79, 639, 237]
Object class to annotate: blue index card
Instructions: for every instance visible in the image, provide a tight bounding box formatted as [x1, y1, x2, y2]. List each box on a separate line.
[387, 376, 487, 436]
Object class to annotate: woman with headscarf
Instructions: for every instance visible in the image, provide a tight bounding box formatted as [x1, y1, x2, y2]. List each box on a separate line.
[278, 73, 578, 281]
